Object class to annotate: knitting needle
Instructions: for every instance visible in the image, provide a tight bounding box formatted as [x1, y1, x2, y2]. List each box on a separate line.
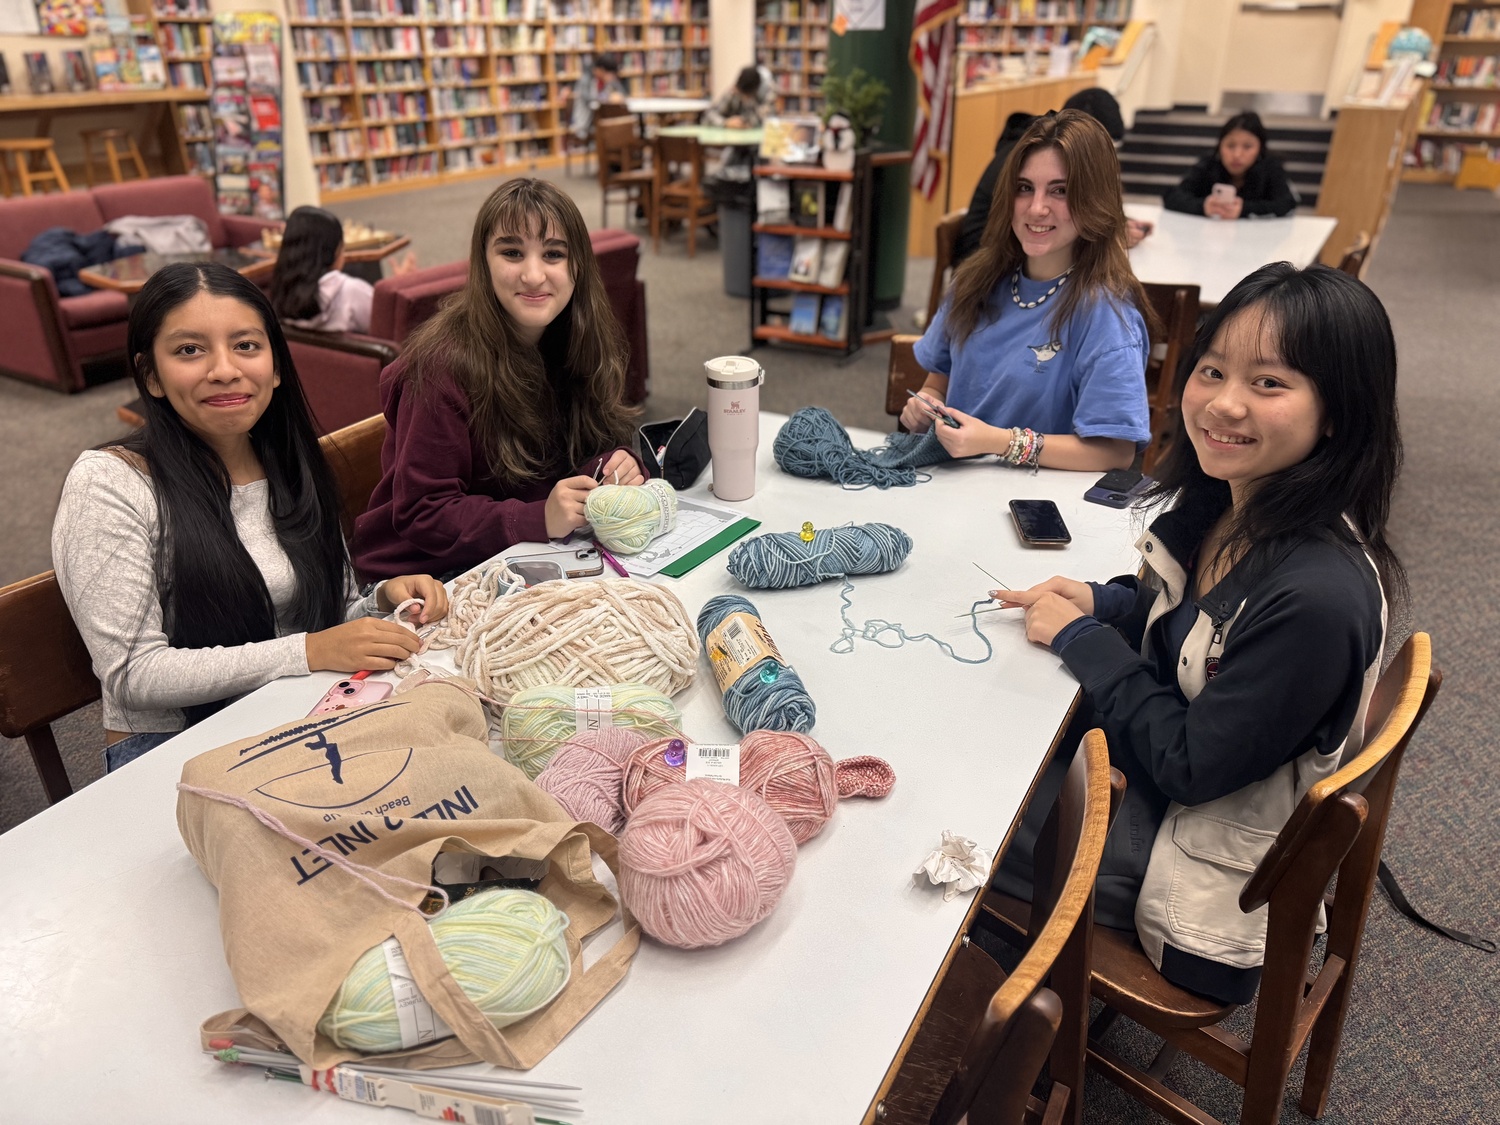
[955, 604, 1018, 618]
[904, 388, 961, 428]
[971, 562, 1010, 589]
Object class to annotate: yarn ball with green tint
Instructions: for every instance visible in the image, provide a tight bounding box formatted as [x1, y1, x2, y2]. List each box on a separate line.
[501, 681, 683, 779]
[317, 888, 571, 1053]
[585, 478, 679, 554]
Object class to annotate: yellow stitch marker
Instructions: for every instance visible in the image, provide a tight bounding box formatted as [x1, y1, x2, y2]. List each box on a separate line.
[800, 521, 815, 543]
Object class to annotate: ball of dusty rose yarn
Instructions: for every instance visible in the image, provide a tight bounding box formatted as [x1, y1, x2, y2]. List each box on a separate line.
[618, 778, 797, 949]
[535, 727, 649, 835]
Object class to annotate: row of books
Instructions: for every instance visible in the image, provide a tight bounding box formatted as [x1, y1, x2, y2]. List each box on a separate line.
[362, 90, 426, 118]
[367, 122, 428, 151]
[758, 0, 830, 21]
[963, 0, 1082, 21]
[1432, 56, 1500, 89]
[756, 178, 853, 230]
[960, 26, 1072, 50]
[1408, 139, 1473, 176]
[160, 23, 211, 56]
[156, 0, 211, 15]
[1448, 7, 1500, 38]
[6, 46, 177, 95]
[758, 234, 849, 288]
[434, 85, 494, 110]
[286, 0, 705, 19]
[427, 26, 489, 52]
[784, 293, 846, 342]
[1423, 98, 1500, 135]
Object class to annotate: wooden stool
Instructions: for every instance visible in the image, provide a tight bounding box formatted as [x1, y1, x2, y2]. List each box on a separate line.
[80, 128, 149, 187]
[0, 138, 71, 197]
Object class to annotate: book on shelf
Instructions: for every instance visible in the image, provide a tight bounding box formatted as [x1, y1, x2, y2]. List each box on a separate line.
[61, 50, 91, 92]
[788, 236, 823, 283]
[789, 293, 821, 336]
[137, 44, 166, 88]
[818, 295, 845, 341]
[24, 53, 54, 95]
[757, 233, 794, 279]
[791, 179, 824, 227]
[831, 181, 853, 232]
[91, 48, 122, 90]
[0, 55, 10, 96]
[756, 178, 791, 223]
[816, 240, 848, 289]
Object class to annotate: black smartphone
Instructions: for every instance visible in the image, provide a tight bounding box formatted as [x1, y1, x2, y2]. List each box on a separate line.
[1009, 499, 1072, 546]
[1084, 469, 1151, 509]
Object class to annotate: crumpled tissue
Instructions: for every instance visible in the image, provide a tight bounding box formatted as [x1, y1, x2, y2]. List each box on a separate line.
[914, 831, 994, 901]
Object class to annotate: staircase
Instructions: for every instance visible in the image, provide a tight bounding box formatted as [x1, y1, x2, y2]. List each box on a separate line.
[1119, 107, 1332, 210]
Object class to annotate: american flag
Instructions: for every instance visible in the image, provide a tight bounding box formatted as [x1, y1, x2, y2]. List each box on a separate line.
[910, 0, 962, 201]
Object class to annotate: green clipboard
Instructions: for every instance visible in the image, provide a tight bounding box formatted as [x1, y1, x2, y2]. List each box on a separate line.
[658, 517, 761, 578]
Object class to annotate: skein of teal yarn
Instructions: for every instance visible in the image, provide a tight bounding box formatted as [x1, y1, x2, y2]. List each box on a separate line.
[318, 889, 571, 1053]
[774, 407, 943, 489]
[696, 594, 816, 734]
[501, 682, 683, 779]
[585, 478, 678, 555]
[727, 523, 913, 589]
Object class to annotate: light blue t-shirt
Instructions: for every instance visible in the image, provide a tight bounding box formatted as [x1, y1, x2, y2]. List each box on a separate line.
[913, 272, 1151, 446]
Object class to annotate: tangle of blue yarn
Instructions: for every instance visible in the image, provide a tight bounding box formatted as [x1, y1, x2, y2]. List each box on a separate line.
[773, 407, 954, 490]
[829, 580, 994, 665]
[696, 594, 816, 734]
[727, 523, 913, 590]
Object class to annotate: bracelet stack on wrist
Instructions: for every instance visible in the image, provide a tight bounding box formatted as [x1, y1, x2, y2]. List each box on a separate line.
[1002, 428, 1044, 468]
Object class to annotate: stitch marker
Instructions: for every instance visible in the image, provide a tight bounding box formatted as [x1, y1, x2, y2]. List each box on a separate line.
[800, 521, 815, 543]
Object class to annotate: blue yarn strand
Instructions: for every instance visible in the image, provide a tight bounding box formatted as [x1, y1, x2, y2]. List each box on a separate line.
[727, 523, 913, 590]
[696, 594, 816, 734]
[830, 580, 994, 665]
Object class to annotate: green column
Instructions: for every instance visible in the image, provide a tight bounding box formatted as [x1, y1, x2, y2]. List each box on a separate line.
[826, 3, 915, 311]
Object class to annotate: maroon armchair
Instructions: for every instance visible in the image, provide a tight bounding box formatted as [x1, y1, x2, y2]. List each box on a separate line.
[591, 228, 650, 404]
[370, 259, 467, 344]
[284, 328, 399, 437]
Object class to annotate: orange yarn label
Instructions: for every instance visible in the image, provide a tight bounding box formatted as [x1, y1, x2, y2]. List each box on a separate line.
[705, 611, 784, 694]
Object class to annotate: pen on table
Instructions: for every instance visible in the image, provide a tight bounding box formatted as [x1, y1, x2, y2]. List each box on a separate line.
[594, 540, 629, 577]
[904, 388, 961, 429]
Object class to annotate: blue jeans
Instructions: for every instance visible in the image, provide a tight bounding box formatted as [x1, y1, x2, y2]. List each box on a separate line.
[105, 730, 177, 773]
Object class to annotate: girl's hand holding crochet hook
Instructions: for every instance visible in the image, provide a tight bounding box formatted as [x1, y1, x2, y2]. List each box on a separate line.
[990, 577, 1092, 647]
[932, 406, 1017, 460]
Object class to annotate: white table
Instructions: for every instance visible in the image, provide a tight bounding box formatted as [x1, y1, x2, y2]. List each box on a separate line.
[1125, 201, 1337, 306]
[0, 415, 1140, 1124]
[624, 96, 710, 117]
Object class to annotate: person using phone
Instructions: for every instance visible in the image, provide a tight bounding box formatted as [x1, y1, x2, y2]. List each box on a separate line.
[351, 178, 647, 582]
[52, 264, 449, 772]
[1164, 111, 1298, 220]
[903, 110, 1152, 472]
[988, 264, 1401, 1004]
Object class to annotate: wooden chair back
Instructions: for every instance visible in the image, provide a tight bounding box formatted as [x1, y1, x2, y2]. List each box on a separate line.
[885, 335, 928, 428]
[596, 115, 646, 181]
[925, 208, 968, 324]
[653, 134, 715, 255]
[1087, 632, 1441, 1125]
[1139, 281, 1200, 474]
[318, 414, 388, 538]
[0, 571, 100, 803]
[1336, 231, 1371, 279]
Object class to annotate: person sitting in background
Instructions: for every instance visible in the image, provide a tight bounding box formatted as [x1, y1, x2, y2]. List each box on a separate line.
[269, 206, 415, 335]
[705, 66, 767, 129]
[954, 88, 1150, 267]
[1164, 111, 1297, 220]
[756, 63, 778, 118]
[570, 52, 627, 141]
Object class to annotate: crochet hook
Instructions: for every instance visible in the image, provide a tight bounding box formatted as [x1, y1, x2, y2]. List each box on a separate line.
[904, 388, 961, 428]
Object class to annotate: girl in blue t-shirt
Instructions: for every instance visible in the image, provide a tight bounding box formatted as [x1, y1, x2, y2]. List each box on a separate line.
[906, 109, 1152, 471]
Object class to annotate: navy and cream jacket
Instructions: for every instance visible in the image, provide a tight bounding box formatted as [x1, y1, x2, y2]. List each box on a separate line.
[1055, 500, 1386, 975]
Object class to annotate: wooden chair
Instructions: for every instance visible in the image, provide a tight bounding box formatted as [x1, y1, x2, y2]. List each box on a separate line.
[878, 729, 1122, 1125]
[597, 115, 652, 230]
[1073, 632, 1441, 1125]
[0, 571, 101, 804]
[1336, 231, 1371, 279]
[80, 128, 149, 187]
[0, 138, 71, 197]
[1139, 281, 1200, 475]
[926, 208, 968, 324]
[318, 413, 388, 537]
[885, 334, 928, 431]
[653, 133, 717, 257]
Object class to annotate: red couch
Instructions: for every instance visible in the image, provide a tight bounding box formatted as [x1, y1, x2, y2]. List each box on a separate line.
[0, 176, 276, 392]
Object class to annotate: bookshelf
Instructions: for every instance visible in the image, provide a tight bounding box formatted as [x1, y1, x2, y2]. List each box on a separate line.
[956, 0, 1130, 91]
[148, 0, 215, 187]
[749, 158, 873, 357]
[754, 0, 829, 116]
[1406, 0, 1500, 183]
[278, 0, 710, 202]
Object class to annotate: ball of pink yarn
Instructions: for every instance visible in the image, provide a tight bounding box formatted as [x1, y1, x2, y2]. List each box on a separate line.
[535, 727, 649, 835]
[618, 778, 797, 949]
[621, 735, 684, 813]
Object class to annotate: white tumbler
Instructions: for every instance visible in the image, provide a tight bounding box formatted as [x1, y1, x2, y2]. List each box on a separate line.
[704, 355, 764, 502]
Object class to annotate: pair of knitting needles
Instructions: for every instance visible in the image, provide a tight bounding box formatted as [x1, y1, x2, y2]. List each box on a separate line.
[956, 562, 1019, 619]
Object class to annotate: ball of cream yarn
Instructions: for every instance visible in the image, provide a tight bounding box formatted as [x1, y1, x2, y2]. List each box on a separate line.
[457, 578, 699, 704]
[586, 478, 679, 555]
[501, 682, 682, 779]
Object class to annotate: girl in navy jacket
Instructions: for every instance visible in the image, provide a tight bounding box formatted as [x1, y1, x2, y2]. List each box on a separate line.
[1164, 111, 1298, 219]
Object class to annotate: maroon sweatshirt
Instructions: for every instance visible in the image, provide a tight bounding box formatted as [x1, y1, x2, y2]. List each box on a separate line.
[350, 355, 641, 581]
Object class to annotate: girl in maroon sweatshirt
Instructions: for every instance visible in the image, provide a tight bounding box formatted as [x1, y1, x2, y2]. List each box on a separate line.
[352, 178, 645, 581]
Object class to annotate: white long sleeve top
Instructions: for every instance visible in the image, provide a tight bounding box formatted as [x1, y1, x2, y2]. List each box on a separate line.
[52, 449, 378, 733]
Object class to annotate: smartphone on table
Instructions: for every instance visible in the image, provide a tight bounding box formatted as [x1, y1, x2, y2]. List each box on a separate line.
[505, 546, 605, 587]
[1009, 499, 1071, 547]
[1084, 469, 1152, 509]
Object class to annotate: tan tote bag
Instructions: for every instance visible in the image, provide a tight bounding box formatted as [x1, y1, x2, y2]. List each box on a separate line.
[177, 678, 639, 1070]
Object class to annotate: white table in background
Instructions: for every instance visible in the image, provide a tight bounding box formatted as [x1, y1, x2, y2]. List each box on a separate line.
[0, 414, 1140, 1124]
[1126, 201, 1338, 306]
[624, 96, 710, 117]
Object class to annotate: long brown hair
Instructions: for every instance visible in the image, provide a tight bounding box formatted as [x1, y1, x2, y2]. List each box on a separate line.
[401, 177, 634, 488]
[945, 109, 1153, 346]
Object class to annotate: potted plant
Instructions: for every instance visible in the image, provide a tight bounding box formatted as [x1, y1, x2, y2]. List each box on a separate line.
[819, 64, 889, 171]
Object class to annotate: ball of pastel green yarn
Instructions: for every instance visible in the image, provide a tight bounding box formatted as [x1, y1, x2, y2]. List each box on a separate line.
[585, 478, 679, 555]
[318, 889, 571, 1053]
[502, 681, 683, 779]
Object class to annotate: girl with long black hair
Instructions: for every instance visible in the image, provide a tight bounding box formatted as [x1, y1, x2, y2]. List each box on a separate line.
[991, 263, 1401, 1003]
[269, 205, 415, 333]
[1163, 111, 1298, 220]
[53, 262, 448, 771]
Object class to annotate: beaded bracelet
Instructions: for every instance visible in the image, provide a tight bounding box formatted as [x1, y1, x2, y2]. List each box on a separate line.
[1003, 427, 1044, 468]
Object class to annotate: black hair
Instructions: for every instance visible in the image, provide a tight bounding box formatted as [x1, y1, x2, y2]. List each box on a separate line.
[1146, 262, 1406, 603]
[736, 65, 761, 96]
[268, 206, 344, 322]
[1218, 111, 1272, 160]
[1062, 87, 1125, 141]
[112, 262, 350, 725]
[594, 52, 620, 75]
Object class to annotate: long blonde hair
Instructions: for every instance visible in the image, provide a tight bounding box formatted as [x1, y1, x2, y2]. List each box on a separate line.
[401, 178, 634, 488]
[945, 109, 1153, 345]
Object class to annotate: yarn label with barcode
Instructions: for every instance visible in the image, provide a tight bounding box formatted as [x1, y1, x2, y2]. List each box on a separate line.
[704, 611, 785, 694]
[380, 937, 454, 1049]
[685, 742, 741, 786]
[572, 686, 616, 735]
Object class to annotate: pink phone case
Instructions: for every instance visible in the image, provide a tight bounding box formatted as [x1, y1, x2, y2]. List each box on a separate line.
[308, 678, 394, 716]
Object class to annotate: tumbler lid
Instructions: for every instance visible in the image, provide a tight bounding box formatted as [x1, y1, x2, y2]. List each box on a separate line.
[704, 355, 764, 391]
